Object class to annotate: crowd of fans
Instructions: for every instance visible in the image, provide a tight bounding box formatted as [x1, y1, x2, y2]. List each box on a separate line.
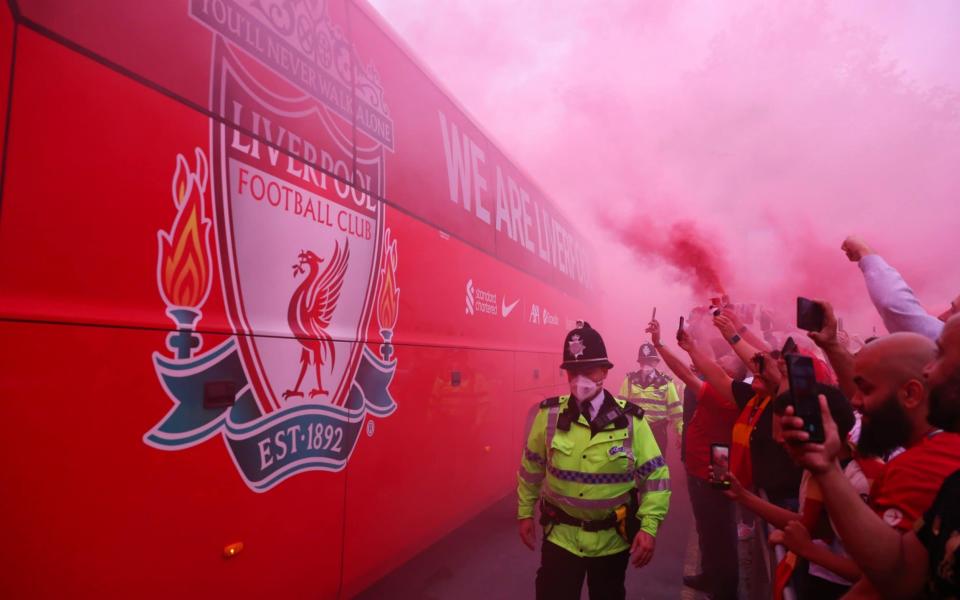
[650, 235, 960, 599]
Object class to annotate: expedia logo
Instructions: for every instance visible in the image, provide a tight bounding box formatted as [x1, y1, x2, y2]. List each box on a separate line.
[145, 0, 399, 493]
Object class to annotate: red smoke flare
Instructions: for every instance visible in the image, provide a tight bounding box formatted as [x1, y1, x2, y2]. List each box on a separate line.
[606, 215, 728, 296]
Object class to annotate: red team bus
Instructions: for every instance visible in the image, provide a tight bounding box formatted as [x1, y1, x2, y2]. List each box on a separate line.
[0, 0, 595, 597]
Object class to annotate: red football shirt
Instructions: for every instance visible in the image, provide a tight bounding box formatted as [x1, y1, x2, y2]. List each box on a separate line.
[684, 381, 740, 481]
[869, 431, 960, 531]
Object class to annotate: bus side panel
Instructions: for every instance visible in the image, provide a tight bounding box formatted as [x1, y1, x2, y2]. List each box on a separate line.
[0, 321, 346, 598]
[346, 2, 590, 298]
[16, 0, 358, 173]
[0, 27, 222, 331]
[0, 30, 346, 599]
[0, 3, 13, 155]
[339, 342, 514, 596]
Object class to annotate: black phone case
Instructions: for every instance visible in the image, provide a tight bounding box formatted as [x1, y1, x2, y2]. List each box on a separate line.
[786, 355, 825, 443]
[797, 297, 825, 332]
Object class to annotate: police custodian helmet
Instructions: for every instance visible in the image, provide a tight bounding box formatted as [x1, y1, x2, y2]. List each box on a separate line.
[637, 342, 660, 362]
[560, 321, 614, 371]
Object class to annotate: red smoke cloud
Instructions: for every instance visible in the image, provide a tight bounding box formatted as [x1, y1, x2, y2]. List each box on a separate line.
[605, 215, 728, 297]
[372, 0, 960, 342]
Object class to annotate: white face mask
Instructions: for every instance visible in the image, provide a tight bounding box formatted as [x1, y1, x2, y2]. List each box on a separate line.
[570, 375, 602, 403]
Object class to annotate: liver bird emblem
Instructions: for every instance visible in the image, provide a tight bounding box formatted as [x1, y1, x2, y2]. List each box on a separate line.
[283, 240, 350, 400]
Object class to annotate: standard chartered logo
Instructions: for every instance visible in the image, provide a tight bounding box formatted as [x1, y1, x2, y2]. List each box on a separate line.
[465, 279, 476, 315]
[464, 278, 497, 316]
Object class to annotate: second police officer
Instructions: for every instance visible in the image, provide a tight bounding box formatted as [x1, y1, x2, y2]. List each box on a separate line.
[517, 322, 671, 600]
[618, 342, 683, 458]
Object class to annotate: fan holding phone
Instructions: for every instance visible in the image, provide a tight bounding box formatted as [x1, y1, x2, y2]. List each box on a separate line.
[647, 313, 742, 597]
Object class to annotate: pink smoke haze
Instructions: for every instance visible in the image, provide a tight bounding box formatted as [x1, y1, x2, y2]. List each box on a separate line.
[369, 0, 960, 374]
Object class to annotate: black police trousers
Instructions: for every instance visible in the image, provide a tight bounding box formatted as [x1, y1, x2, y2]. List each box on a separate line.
[535, 540, 629, 600]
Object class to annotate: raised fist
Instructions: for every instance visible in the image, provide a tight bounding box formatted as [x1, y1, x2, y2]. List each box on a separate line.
[841, 236, 873, 262]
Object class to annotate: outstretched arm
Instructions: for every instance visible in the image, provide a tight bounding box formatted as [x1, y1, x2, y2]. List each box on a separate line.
[722, 308, 771, 352]
[720, 470, 800, 530]
[646, 319, 702, 393]
[714, 313, 764, 370]
[843, 236, 944, 340]
[678, 329, 735, 406]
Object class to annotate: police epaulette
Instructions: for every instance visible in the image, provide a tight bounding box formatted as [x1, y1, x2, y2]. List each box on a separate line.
[539, 396, 561, 408]
[621, 402, 645, 419]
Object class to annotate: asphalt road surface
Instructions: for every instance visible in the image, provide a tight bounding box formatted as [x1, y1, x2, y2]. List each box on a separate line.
[357, 445, 771, 599]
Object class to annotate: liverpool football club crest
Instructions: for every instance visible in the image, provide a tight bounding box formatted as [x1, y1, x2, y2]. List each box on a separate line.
[144, 0, 399, 492]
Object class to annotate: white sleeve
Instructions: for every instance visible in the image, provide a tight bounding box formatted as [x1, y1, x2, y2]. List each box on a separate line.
[858, 255, 944, 340]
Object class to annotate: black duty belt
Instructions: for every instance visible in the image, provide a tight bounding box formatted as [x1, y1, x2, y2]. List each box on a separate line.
[539, 500, 618, 532]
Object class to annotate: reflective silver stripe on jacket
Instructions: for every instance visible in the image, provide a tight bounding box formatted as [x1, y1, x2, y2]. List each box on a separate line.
[545, 405, 560, 459]
[641, 478, 671, 492]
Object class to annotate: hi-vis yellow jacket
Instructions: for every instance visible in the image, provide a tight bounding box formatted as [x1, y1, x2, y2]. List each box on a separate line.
[517, 391, 671, 557]
[618, 370, 683, 435]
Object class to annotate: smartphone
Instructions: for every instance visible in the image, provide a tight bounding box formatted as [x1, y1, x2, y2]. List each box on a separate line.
[710, 444, 731, 489]
[677, 316, 685, 340]
[785, 354, 824, 443]
[797, 297, 826, 332]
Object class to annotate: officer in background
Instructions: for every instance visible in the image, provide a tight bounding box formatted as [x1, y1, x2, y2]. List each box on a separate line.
[517, 322, 671, 600]
[618, 343, 683, 458]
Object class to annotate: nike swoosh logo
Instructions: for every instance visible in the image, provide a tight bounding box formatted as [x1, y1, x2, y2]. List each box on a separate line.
[501, 298, 520, 318]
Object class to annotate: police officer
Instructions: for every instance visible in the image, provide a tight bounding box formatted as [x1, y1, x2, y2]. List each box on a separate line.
[517, 322, 671, 600]
[619, 342, 683, 458]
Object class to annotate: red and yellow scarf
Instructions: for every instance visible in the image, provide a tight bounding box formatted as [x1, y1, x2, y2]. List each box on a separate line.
[730, 392, 770, 490]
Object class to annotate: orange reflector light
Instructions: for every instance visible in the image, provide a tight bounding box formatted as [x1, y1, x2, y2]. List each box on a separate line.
[223, 542, 244, 558]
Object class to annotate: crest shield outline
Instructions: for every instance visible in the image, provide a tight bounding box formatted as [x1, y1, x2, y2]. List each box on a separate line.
[144, 5, 398, 492]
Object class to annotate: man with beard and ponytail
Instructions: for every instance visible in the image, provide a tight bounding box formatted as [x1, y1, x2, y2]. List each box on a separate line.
[782, 318, 960, 597]
[517, 321, 671, 600]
